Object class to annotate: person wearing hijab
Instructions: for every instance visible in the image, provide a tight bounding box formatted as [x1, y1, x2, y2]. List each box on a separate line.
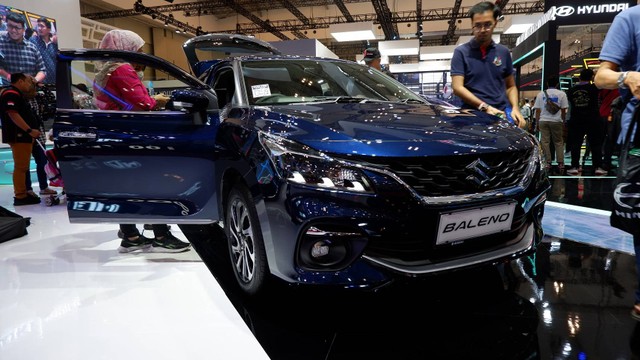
[95, 29, 190, 253]
[94, 29, 169, 111]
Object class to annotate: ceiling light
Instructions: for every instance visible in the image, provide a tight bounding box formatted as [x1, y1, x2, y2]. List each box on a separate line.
[378, 39, 419, 56]
[389, 60, 452, 73]
[419, 45, 456, 60]
[502, 14, 541, 34]
[329, 22, 376, 42]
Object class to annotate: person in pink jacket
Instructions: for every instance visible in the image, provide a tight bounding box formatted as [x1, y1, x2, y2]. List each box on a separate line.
[94, 29, 168, 111]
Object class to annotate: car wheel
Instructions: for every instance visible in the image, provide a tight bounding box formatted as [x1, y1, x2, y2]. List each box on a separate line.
[225, 185, 268, 295]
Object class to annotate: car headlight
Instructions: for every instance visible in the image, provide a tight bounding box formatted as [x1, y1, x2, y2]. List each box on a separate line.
[259, 132, 374, 193]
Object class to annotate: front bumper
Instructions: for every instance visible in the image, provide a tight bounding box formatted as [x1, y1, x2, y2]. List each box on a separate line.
[261, 180, 548, 289]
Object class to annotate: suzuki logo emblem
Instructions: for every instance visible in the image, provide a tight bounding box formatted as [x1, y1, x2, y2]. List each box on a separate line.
[465, 159, 492, 188]
[554, 6, 575, 17]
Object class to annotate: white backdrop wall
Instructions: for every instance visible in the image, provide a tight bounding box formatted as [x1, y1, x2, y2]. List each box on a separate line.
[4, 0, 83, 48]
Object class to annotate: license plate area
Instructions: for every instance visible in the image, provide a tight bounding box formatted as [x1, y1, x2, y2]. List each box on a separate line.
[436, 202, 516, 245]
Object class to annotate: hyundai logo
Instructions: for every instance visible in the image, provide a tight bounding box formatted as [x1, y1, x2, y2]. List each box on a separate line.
[554, 6, 575, 17]
[465, 159, 492, 188]
[613, 182, 640, 209]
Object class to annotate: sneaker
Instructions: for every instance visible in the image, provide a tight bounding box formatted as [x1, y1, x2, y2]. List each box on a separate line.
[13, 194, 41, 206]
[118, 224, 172, 239]
[118, 235, 154, 253]
[151, 232, 191, 253]
[566, 167, 581, 176]
[594, 167, 607, 176]
[632, 305, 640, 321]
[39, 188, 58, 195]
[26, 190, 41, 199]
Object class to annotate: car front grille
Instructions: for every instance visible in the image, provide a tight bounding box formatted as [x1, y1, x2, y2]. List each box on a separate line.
[348, 149, 532, 197]
[364, 210, 529, 264]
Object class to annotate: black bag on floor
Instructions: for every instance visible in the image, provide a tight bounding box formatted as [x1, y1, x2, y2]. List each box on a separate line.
[611, 102, 640, 236]
[0, 206, 30, 244]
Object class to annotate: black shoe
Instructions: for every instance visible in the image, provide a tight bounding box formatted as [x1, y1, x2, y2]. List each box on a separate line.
[13, 194, 41, 206]
[151, 232, 191, 253]
[118, 235, 154, 253]
[118, 224, 172, 239]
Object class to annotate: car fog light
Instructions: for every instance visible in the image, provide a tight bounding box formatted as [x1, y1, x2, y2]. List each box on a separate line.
[311, 241, 331, 258]
[297, 224, 369, 271]
[307, 238, 347, 266]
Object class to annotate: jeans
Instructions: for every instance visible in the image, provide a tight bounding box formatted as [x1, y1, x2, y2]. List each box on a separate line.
[120, 224, 170, 239]
[26, 140, 49, 191]
[568, 118, 606, 169]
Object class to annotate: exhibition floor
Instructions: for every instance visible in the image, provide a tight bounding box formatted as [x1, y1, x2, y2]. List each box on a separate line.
[1, 176, 639, 359]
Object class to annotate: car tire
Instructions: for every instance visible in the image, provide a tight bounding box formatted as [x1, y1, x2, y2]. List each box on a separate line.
[225, 184, 268, 296]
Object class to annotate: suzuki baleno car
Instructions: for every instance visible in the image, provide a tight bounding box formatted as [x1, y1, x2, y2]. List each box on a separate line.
[54, 34, 550, 295]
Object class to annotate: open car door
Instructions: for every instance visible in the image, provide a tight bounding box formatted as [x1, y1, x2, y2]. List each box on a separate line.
[54, 49, 221, 224]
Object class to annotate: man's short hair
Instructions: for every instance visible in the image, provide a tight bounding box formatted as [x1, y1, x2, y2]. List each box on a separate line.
[6, 12, 25, 27]
[10, 72, 27, 85]
[547, 76, 560, 88]
[363, 48, 381, 63]
[579, 68, 595, 81]
[37, 16, 52, 29]
[469, 1, 501, 20]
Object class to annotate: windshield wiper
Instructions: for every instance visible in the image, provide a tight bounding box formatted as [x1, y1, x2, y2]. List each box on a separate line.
[400, 98, 427, 104]
[307, 96, 370, 104]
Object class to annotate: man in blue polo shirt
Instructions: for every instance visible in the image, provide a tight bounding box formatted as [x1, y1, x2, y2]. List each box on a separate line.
[593, 4, 640, 322]
[451, 1, 526, 129]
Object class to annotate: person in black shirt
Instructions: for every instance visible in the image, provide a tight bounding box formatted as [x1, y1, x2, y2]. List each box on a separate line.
[566, 68, 606, 176]
[0, 73, 42, 205]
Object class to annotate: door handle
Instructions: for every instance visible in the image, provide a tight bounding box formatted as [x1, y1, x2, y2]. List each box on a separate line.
[58, 131, 97, 140]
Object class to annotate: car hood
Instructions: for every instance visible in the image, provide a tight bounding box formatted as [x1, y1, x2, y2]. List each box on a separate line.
[254, 103, 532, 157]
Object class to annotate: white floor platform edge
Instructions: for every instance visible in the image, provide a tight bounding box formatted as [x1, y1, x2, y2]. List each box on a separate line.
[0, 185, 269, 360]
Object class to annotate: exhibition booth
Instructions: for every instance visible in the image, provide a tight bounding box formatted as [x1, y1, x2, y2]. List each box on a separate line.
[512, 0, 635, 93]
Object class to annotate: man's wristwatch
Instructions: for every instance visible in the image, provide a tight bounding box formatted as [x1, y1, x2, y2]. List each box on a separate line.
[617, 71, 629, 89]
[478, 102, 489, 112]
[26, 128, 32, 134]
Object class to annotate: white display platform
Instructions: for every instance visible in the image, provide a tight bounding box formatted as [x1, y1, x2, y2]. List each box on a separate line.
[0, 185, 269, 360]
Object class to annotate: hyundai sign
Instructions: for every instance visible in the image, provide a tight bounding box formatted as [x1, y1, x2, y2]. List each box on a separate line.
[517, 1, 635, 46]
[544, 0, 635, 26]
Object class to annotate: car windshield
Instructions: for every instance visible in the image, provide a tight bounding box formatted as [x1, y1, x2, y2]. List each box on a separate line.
[241, 59, 425, 105]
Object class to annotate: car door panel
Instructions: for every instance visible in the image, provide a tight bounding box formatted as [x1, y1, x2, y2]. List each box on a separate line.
[54, 50, 221, 224]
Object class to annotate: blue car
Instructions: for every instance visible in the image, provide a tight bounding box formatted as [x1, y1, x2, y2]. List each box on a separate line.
[54, 34, 550, 295]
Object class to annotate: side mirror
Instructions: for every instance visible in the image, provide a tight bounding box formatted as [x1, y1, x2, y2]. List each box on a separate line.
[166, 89, 209, 113]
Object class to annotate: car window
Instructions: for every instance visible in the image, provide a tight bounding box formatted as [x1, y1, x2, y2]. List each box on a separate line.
[62, 58, 192, 111]
[212, 68, 236, 109]
[240, 59, 424, 105]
